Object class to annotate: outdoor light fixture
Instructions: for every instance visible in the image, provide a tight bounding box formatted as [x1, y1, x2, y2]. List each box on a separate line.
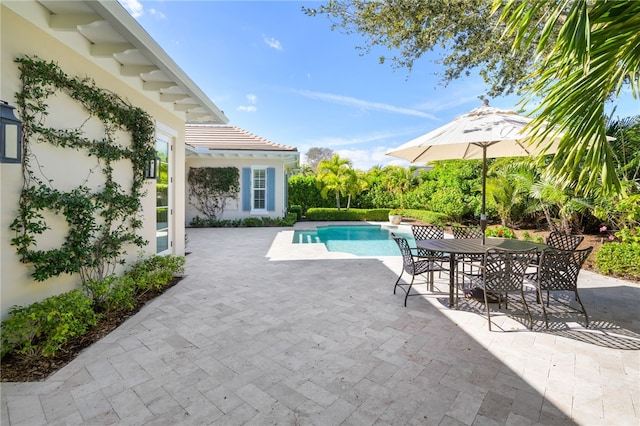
[145, 153, 160, 179]
[0, 101, 22, 163]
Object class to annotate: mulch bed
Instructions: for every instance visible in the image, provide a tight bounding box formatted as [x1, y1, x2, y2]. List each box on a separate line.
[0, 277, 182, 383]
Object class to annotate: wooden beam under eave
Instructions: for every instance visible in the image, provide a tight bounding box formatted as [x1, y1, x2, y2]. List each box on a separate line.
[142, 81, 177, 91]
[120, 65, 159, 76]
[90, 42, 134, 57]
[159, 93, 191, 102]
[49, 13, 103, 30]
[173, 103, 200, 112]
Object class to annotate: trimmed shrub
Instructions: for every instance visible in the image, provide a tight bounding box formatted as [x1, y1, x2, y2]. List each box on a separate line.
[596, 227, 640, 278]
[596, 243, 640, 278]
[305, 208, 389, 221]
[288, 205, 303, 220]
[125, 255, 185, 294]
[1, 290, 97, 358]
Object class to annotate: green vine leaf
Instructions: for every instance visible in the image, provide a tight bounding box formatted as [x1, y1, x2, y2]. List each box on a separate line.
[10, 56, 156, 283]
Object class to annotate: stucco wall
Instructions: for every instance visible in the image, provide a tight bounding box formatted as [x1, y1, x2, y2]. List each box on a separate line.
[185, 157, 288, 225]
[0, 5, 186, 319]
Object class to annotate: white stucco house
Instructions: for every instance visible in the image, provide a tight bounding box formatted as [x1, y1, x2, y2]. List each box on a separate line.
[0, 0, 229, 319]
[185, 125, 299, 224]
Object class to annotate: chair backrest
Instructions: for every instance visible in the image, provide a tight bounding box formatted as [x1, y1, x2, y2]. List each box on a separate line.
[411, 225, 444, 241]
[412, 225, 444, 257]
[537, 247, 593, 291]
[546, 231, 584, 251]
[482, 248, 538, 292]
[451, 225, 483, 239]
[391, 233, 415, 272]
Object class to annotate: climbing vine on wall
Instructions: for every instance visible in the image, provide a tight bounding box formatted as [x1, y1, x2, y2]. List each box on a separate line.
[9, 56, 155, 283]
[187, 167, 240, 220]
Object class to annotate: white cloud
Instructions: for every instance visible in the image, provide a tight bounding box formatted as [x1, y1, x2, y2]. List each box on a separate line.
[149, 8, 166, 19]
[237, 93, 257, 113]
[237, 105, 257, 112]
[263, 36, 283, 51]
[293, 89, 439, 120]
[335, 146, 407, 171]
[118, 0, 144, 18]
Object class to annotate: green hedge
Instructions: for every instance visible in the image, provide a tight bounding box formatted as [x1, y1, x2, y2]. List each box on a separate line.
[189, 215, 296, 228]
[596, 242, 640, 279]
[305, 208, 390, 221]
[304, 208, 447, 224]
[400, 209, 447, 225]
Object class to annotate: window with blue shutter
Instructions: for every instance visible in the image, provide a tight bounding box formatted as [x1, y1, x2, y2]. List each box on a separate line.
[243, 167, 276, 212]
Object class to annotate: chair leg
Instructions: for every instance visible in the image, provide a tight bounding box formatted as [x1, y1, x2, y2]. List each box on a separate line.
[404, 275, 415, 307]
[484, 288, 492, 331]
[519, 289, 534, 329]
[538, 287, 549, 328]
[393, 272, 403, 295]
[574, 290, 589, 327]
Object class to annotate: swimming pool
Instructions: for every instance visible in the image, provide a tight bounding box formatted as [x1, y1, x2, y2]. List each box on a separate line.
[292, 225, 415, 256]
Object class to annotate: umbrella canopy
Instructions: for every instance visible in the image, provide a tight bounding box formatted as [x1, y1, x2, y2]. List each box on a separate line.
[387, 104, 559, 163]
[387, 102, 560, 240]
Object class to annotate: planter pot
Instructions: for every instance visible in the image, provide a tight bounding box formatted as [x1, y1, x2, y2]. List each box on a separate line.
[389, 214, 402, 225]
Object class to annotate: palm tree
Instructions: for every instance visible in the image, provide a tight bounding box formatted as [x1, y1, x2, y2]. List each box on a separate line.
[317, 154, 354, 210]
[497, 0, 640, 196]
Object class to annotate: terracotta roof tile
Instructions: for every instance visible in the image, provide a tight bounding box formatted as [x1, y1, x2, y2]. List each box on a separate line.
[185, 125, 297, 152]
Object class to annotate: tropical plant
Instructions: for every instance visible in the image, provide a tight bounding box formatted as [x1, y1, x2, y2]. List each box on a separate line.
[316, 154, 355, 210]
[497, 0, 640, 195]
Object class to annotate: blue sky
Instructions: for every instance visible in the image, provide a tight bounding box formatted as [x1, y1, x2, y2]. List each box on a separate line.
[121, 0, 638, 171]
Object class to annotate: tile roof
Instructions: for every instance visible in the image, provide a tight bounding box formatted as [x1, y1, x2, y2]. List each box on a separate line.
[185, 125, 297, 152]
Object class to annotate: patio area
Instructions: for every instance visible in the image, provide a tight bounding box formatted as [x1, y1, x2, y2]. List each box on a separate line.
[2, 224, 639, 425]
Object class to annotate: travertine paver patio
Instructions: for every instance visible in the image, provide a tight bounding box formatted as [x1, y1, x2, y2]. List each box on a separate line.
[1, 224, 639, 425]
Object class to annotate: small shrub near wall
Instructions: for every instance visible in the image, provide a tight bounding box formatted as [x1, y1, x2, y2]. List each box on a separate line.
[189, 215, 296, 228]
[1, 255, 185, 361]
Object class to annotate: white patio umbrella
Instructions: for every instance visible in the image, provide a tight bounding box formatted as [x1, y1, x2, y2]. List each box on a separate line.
[386, 101, 560, 240]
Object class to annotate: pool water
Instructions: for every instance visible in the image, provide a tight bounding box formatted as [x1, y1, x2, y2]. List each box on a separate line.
[292, 225, 415, 256]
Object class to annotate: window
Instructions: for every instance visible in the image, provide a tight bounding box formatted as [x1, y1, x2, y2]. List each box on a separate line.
[242, 167, 275, 213]
[252, 167, 266, 211]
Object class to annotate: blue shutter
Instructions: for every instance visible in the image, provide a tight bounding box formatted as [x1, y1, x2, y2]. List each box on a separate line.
[267, 167, 275, 211]
[242, 168, 251, 211]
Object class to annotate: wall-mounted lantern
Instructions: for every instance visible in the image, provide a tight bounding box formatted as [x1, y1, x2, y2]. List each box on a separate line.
[0, 101, 22, 164]
[145, 153, 160, 179]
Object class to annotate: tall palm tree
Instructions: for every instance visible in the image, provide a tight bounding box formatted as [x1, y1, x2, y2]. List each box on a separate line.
[317, 154, 354, 210]
[497, 0, 640, 196]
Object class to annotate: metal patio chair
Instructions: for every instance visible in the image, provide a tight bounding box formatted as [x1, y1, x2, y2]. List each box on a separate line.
[546, 231, 584, 251]
[531, 247, 593, 328]
[463, 247, 538, 330]
[451, 225, 484, 298]
[411, 224, 448, 268]
[391, 233, 447, 307]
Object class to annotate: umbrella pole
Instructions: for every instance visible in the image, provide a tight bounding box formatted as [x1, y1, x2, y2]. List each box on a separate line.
[481, 146, 487, 244]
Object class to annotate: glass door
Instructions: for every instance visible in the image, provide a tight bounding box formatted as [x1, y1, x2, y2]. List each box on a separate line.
[156, 134, 170, 253]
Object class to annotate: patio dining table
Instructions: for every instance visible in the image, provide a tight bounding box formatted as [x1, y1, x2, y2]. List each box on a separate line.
[416, 237, 549, 308]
